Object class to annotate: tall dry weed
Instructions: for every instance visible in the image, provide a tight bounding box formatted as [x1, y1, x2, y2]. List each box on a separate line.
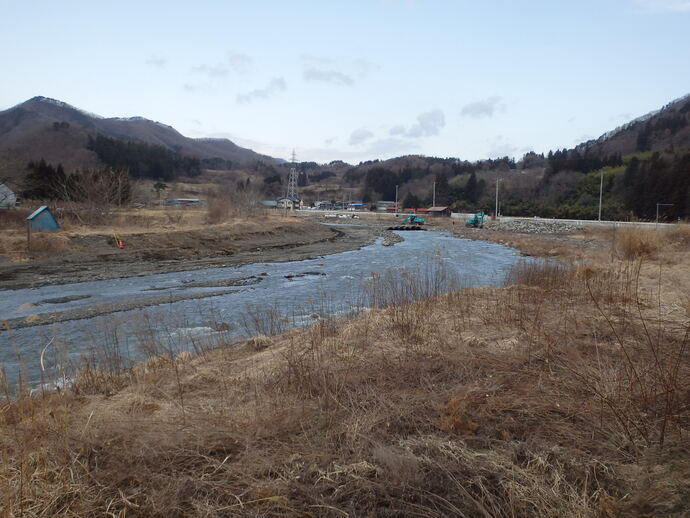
[613, 226, 658, 259]
[205, 195, 229, 224]
[365, 255, 458, 342]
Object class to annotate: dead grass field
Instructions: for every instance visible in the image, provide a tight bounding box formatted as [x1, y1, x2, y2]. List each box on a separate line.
[0, 206, 299, 260]
[1, 227, 688, 517]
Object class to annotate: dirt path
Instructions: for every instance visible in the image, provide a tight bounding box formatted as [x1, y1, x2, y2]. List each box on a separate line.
[0, 219, 387, 290]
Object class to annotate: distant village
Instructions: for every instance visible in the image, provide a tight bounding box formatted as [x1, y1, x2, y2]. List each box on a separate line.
[264, 196, 452, 217]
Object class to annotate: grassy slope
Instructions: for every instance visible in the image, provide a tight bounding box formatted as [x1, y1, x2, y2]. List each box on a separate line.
[1, 227, 688, 517]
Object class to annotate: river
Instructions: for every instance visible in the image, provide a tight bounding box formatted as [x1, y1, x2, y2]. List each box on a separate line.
[0, 230, 525, 389]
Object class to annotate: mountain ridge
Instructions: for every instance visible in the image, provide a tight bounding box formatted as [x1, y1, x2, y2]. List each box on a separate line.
[0, 96, 277, 179]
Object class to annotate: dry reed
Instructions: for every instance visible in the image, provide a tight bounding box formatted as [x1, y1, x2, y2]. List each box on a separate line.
[0, 234, 688, 517]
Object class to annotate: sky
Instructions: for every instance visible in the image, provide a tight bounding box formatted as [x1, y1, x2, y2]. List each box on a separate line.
[1, 0, 689, 164]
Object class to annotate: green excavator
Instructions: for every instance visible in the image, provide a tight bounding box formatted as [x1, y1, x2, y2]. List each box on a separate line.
[465, 211, 485, 228]
[401, 215, 425, 225]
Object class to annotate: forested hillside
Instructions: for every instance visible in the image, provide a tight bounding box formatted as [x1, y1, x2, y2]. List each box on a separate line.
[282, 96, 690, 220]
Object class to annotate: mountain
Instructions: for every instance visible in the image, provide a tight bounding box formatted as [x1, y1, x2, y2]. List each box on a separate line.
[575, 93, 690, 157]
[0, 96, 276, 179]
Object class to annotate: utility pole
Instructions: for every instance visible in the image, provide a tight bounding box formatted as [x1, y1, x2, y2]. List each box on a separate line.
[656, 203, 673, 228]
[494, 177, 500, 221]
[432, 181, 436, 207]
[395, 184, 399, 216]
[598, 170, 604, 221]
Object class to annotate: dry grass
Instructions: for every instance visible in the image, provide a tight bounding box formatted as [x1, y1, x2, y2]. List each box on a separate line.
[0, 231, 688, 517]
[0, 207, 305, 264]
[613, 227, 659, 260]
[0, 209, 30, 229]
[0, 230, 74, 257]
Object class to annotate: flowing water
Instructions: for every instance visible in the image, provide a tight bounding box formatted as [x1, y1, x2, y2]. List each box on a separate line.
[0, 231, 525, 389]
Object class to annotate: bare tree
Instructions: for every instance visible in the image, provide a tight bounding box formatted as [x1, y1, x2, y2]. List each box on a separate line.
[53, 168, 131, 224]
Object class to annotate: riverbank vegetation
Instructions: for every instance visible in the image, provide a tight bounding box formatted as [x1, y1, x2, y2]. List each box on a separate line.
[1, 226, 688, 517]
[0, 181, 272, 261]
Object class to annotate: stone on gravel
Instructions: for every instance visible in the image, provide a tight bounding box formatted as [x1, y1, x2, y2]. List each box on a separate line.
[488, 220, 583, 234]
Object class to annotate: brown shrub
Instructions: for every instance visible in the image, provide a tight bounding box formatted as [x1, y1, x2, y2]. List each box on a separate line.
[29, 232, 73, 253]
[205, 196, 229, 224]
[505, 259, 572, 290]
[666, 224, 690, 250]
[614, 226, 658, 259]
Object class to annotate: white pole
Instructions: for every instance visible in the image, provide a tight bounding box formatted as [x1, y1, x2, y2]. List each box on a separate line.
[432, 181, 436, 207]
[598, 170, 603, 221]
[494, 178, 499, 220]
[395, 185, 399, 215]
[656, 203, 674, 228]
[656, 203, 659, 228]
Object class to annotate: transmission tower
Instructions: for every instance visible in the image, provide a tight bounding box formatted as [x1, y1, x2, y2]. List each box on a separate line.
[286, 149, 298, 202]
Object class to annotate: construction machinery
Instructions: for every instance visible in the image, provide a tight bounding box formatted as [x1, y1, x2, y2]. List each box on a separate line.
[465, 211, 485, 228]
[401, 215, 425, 225]
[388, 214, 426, 231]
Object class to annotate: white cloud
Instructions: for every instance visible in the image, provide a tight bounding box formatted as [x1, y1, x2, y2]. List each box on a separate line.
[192, 53, 253, 78]
[227, 52, 253, 73]
[191, 63, 229, 78]
[390, 110, 446, 139]
[145, 55, 167, 68]
[236, 77, 287, 104]
[389, 124, 406, 136]
[304, 68, 354, 86]
[349, 128, 374, 146]
[301, 55, 377, 85]
[461, 96, 505, 118]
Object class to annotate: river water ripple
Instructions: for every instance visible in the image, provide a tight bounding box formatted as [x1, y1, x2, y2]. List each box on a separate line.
[0, 231, 525, 388]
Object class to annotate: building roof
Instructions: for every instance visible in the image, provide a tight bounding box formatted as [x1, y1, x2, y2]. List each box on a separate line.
[276, 196, 300, 202]
[0, 183, 16, 209]
[427, 206, 450, 212]
[27, 205, 51, 220]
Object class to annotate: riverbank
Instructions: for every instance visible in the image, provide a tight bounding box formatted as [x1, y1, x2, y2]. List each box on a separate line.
[0, 216, 393, 290]
[0, 212, 588, 291]
[1, 219, 688, 517]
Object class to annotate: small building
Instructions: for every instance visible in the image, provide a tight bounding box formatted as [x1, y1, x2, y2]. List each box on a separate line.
[27, 206, 60, 230]
[276, 196, 300, 210]
[376, 201, 396, 211]
[0, 184, 17, 209]
[261, 200, 278, 208]
[427, 206, 451, 217]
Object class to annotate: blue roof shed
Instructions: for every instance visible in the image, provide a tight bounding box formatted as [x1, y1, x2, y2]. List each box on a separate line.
[27, 206, 60, 230]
